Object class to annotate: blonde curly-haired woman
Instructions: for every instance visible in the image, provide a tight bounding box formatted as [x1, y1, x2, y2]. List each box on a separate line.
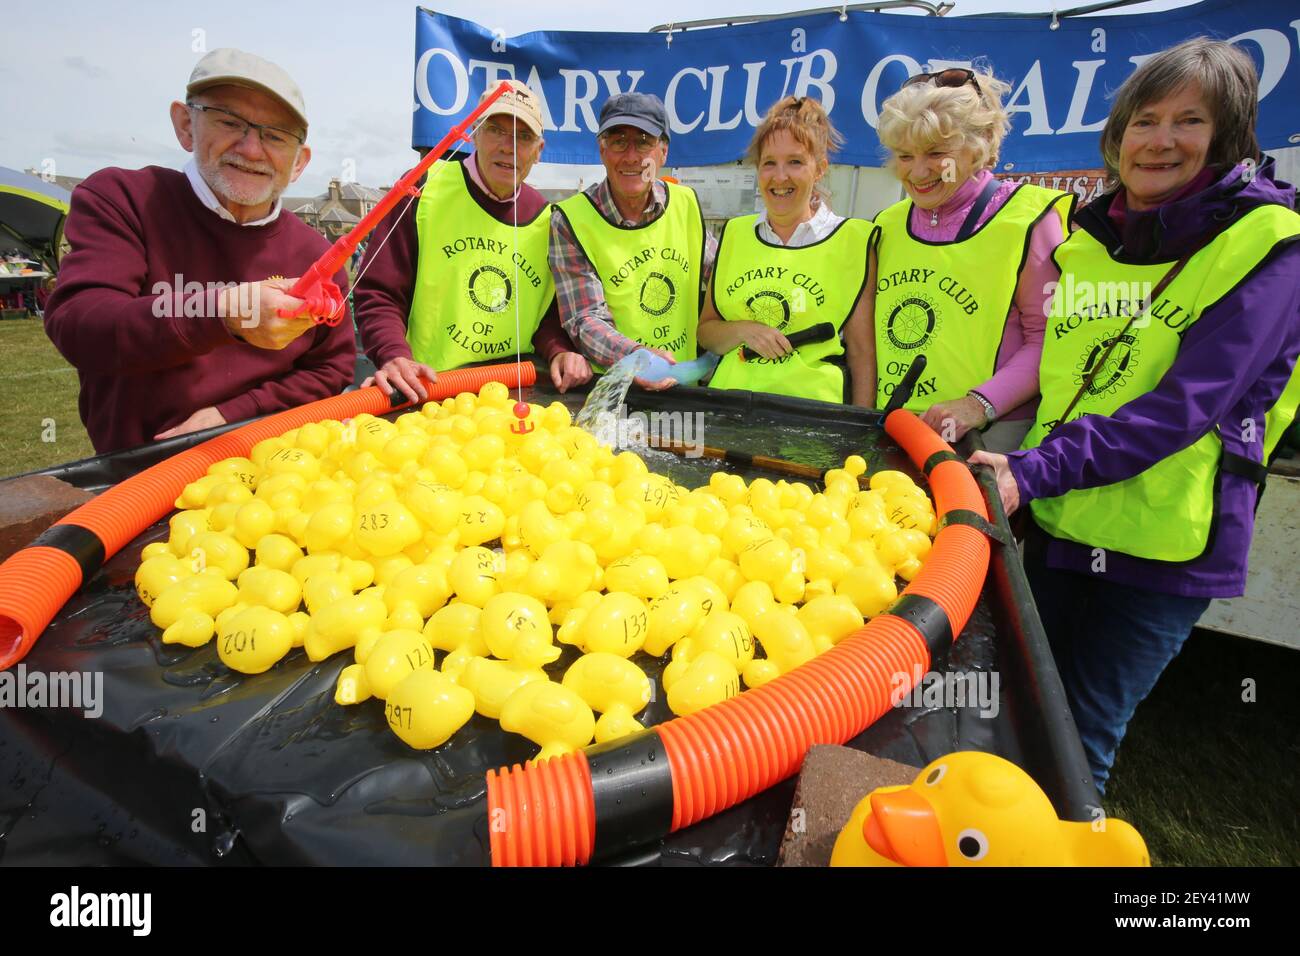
[873, 68, 1074, 451]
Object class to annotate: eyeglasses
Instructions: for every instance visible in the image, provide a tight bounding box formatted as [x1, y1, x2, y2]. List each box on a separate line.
[601, 131, 662, 154]
[480, 121, 539, 147]
[186, 102, 304, 153]
[902, 68, 984, 101]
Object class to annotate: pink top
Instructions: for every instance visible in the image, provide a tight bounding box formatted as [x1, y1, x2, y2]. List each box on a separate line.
[907, 168, 1066, 420]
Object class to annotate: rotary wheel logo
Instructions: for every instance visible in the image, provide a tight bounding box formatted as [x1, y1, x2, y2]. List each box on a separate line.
[639, 271, 676, 316]
[745, 289, 792, 330]
[467, 263, 511, 313]
[885, 294, 939, 351]
[1076, 333, 1140, 396]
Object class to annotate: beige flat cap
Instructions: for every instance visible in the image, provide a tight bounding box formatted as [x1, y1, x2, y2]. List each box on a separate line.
[187, 48, 308, 130]
[479, 80, 544, 137]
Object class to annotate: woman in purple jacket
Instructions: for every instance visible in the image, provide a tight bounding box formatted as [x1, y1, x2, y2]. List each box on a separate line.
[972, 38, 1300, 792]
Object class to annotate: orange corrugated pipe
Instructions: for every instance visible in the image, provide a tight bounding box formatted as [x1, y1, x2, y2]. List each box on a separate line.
[0, 362, 536, 670]
[486, 408, 989, 866]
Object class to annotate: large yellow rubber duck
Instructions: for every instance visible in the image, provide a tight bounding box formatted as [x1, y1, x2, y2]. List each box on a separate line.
[830, 752, 1149, 867]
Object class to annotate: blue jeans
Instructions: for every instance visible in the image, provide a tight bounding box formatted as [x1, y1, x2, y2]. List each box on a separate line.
[1024, 554, 1210, 794]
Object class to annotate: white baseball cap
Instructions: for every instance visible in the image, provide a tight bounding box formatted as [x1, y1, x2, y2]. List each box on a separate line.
[187, 48, 308, 130]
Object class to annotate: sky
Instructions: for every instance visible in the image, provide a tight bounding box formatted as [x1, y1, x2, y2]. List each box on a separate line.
[0, 0, 1199, 198]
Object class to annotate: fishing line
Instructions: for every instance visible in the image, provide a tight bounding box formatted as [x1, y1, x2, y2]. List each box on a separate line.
[327, 114, 497, 324]
[512, 116, 524, 406]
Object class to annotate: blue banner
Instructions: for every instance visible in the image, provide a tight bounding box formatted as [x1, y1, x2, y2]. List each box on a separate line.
[412, 0, 1299, 173]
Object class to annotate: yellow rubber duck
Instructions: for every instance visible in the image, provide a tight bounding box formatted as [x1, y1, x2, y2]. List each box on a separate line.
[679, 611, 754, 671]
[363, 629, 435, 699]
[797, 595, 865, 646]
[663, 650, 741, 717]
[603, 553, 670, 602]
[161, 608, 216, 648]
[738, 536, 794, 586]
[456, 656, 549, 719]
[643, 581, 709, 657]
[301, 570, 354, 615]
[236, 565, 302, 616]
[217, 606, 295, 674]
[835, 560, 897, 619]
[830, 752, 1150, 867]
[254, 533, 304, 574]
[135, 553, 191, 608]
[556, 591, 648, 658]
[481, 592, 560, 667]
[149, 571, 238, 629]
[424, 602, 488, 657]
[384, 562, 451, 618]
[304, 593, 386, 661]
[751, 607, 815, 674]
[562, 653, 652, 743]
[447, 546, 501, 607]
[384, 669, 476, 750]
[186, 530, 249, 580]
[499, 680, 596, 762]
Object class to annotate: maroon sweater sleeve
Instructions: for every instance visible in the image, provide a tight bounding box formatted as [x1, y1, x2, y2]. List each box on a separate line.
[353, 193, 418, 368]
[532, 299, 575, 363]
[213, 280, 355, 424]
[43, 167, 355, 451]
[45, 178, 233, 373]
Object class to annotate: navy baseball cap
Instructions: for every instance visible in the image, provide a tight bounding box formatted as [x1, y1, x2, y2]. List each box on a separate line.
[598, 93, 669, 140]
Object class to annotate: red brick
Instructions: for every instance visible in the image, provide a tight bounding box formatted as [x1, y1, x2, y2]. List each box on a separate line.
[0, 475, 97, 563]
[777, 744, 917, 866]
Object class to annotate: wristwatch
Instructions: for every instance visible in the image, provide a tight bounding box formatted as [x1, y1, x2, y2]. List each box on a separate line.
[967, 390, 997, 423]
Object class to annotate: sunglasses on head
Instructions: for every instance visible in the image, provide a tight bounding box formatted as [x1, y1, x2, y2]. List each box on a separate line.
[902, 68, 984, 100]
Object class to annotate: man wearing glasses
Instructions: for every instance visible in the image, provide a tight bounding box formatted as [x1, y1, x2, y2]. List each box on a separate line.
[551, 93, 716, 388]
[44, 48, 353, 453]
[354, 81, 591, 402]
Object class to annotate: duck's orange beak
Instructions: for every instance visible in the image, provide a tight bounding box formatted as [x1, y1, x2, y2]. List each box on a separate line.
[862, 786, 947, 867]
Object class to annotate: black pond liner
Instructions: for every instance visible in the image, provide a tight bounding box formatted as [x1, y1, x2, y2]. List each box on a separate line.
[0, 377, 1097, 866]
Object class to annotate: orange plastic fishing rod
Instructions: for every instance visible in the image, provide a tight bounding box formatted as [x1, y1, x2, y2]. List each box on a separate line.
[486, 408, 990, 866]
[286, 80, 513, 325]
[0, 362, 535, 671]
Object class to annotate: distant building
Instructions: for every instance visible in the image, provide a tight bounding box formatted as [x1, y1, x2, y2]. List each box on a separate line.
[284, 179, 386, 239]
[22, 169, 83, 193]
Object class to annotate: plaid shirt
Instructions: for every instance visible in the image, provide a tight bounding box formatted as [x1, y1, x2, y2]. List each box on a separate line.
[549, 178, 718, 368]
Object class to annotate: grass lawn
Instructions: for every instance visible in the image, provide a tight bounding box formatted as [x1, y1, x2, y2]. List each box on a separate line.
[0, 316, 94, 477]
[0, 318, 1295, 865]
[1105, 628, 1300, 866]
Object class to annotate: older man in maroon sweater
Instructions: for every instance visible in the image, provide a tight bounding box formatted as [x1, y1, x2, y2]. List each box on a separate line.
[45, 49, 354, 454]
[354, 81, 590, 403]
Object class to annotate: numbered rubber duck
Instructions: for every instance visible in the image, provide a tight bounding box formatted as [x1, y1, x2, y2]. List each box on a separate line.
[643, 580, 709, 657]
[556, 591, 649, 658]
[384, 669, 476, 750]
[363, 629, 436, 699]
[672, 610, 754, 674]
[830, 752, 1150, 867]
[663, 650, 742, 717]
[217, 606, 295, 674]
[481, 592, 560, 667]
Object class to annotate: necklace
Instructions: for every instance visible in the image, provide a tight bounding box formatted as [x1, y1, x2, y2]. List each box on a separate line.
[930, 209, 939, 227]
